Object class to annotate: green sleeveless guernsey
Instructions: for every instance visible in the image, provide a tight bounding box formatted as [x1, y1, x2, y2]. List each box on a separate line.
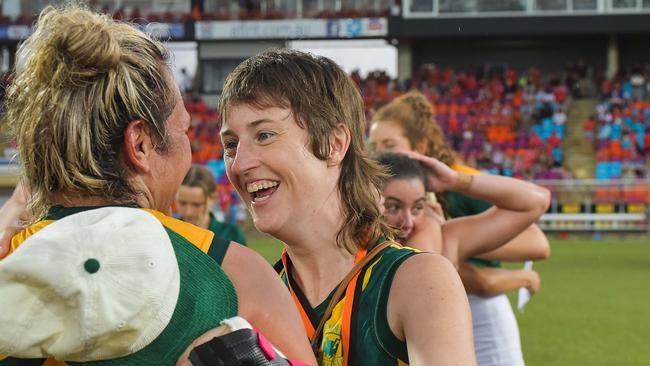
[276, 242, 419, 366]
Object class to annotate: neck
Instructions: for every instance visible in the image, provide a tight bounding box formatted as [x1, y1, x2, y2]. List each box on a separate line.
[198, 211, 212, 229]
[52, 195, 116, 207]
[281, 202, 358, 306]
[286, 241, 356, 307]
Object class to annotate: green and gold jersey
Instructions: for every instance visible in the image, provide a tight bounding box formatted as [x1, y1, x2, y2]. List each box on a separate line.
[206, 213, 247, 266]
[275, 242, 420, 366]
[0, 206, 237, 366]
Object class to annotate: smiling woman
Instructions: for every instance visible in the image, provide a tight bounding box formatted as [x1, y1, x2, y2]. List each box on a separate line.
[219, 48, 477, 365]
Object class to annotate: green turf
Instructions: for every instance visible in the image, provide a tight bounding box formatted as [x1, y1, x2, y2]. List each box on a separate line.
[247, 235, 285, 263]
[247, 236, 650, 365]
[504, 238, 650, 366]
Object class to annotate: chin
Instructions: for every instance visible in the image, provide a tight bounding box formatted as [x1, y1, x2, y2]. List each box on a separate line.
[252, 216, 282, 237]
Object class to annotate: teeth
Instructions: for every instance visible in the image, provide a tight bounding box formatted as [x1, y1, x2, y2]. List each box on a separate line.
[253, 195, 271, 203]
[246, 180, 279, 193]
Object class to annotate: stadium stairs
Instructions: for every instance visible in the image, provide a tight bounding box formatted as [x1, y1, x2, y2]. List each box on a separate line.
[564, 98, 599, 179]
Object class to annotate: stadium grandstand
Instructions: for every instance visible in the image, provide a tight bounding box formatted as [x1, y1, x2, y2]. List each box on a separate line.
[0, 0, 648, 231]
[0, 2, 648, 365]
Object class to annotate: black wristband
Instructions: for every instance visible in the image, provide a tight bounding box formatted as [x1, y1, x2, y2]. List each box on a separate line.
[188, 328, 292, 366]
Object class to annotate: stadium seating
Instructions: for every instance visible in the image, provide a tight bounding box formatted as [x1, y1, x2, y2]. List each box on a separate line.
[594, 71, 650, 180]
[355, 65, 574, 180]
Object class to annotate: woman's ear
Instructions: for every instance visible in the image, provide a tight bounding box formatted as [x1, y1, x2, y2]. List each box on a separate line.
[327, 123, 351, 167]
[122, 120, 155, 173]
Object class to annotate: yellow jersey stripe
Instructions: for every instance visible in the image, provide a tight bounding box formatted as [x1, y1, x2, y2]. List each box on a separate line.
[9, 220, 55, 255]
[143, 209, 213, 254]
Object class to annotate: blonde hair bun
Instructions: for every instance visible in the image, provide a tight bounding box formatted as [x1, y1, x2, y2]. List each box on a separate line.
[22, 6, 121, 84]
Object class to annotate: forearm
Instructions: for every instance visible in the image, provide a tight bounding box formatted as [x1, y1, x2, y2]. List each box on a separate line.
[460, 265, 536, 297]
[455, 173, 550, 215]
[474, 224, 551, 262]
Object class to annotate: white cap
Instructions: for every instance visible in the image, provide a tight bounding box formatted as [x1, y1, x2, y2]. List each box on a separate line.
[0, 207, 180, 361]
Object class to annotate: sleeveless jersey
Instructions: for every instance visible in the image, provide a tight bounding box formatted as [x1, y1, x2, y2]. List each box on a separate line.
[206, 212, 247, 266]
[275, 242, 420, 366]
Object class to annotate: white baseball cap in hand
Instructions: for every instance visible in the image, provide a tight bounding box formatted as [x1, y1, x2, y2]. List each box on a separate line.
[0, 207, 179, 361]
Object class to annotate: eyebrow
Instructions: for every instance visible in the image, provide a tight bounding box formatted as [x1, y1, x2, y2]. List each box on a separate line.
[384, 196, 426, 204]
[220, 118, 277, 137]
[383, 197, 403, 204]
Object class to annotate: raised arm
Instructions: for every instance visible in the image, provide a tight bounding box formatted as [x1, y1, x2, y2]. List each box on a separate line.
[388, 253, 476, 365]
[221, 243, 317, 365]
[404, 152, 550, 265]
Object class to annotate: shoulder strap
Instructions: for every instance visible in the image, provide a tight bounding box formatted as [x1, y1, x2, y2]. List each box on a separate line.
[311, 241, 393, 351]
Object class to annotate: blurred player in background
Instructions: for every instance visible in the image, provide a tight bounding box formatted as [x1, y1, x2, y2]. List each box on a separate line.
[176, 164, 247, 265]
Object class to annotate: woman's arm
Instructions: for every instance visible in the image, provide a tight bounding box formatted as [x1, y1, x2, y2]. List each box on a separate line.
[0, 184, 29, 258]
[459, 263, 541, 297]
[404, 152, 550, 265]
[221, 243, 317, 365]
[388, 253, 476, 365]
[473, 223, 551, 262]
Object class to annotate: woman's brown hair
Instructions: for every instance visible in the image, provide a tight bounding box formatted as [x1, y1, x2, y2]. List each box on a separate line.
[182, 165, 216, 200]
[219, 48, 392, 253]
[373, 91, 456, 166]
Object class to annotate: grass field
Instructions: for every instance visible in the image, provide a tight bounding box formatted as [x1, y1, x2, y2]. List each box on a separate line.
[246, 235, 650, 365]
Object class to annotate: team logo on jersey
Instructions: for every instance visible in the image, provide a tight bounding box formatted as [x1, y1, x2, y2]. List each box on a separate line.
[319, 300, 344, 366]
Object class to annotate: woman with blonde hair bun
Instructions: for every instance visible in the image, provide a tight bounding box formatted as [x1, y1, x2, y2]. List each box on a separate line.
[0, 5, 314, 366]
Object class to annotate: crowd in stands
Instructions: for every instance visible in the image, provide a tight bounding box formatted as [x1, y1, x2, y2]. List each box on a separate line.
[354, 65, 573, 180]
[593, 64, 650, 180]
[0, 6, 190, 25]
[0, 1, 394, 25]
[186, 63, 649, 184]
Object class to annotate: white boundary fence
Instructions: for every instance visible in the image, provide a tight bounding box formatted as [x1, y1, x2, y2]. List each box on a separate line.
[534, 179, 649, 232]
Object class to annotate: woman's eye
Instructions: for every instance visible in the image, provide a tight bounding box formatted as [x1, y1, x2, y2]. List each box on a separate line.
[223, 140, 238, 155]
[385, 204, 400, 214]
[258, 132, 273, 141]
[413, 205, 424, 215]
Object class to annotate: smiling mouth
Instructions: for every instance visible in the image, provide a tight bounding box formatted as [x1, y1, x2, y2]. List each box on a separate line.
[246, 180, 280, 203]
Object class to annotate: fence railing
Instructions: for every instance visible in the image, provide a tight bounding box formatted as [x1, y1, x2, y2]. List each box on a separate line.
[533, 178, 649, 232]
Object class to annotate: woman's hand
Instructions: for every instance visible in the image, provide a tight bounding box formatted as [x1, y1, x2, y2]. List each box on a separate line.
[403, 151, 459, 192]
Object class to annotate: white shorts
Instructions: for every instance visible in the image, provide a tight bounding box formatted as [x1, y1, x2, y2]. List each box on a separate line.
[469, 294, 525, 366]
